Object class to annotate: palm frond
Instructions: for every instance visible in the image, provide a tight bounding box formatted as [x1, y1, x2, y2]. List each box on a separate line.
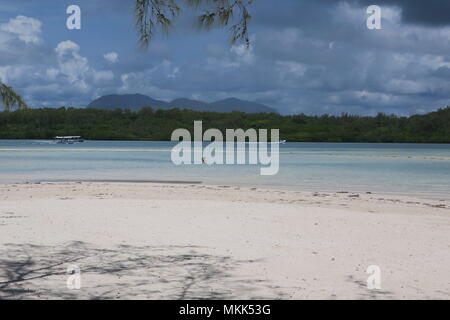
[0, 83, 28, 111]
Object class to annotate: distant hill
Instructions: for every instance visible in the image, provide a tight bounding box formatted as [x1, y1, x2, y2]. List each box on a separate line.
[209, 98, 276, 113]
[169, 98, 209, 111]
[87, 94, 168, 111]
[87, 94, 278, 114]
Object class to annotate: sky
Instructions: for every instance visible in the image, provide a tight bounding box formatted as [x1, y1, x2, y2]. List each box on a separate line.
[1, 0, 450, 115]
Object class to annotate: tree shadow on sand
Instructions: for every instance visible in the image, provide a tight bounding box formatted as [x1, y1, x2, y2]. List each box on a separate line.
[346, 275, 395, 300]
[0, 241, 286, 300]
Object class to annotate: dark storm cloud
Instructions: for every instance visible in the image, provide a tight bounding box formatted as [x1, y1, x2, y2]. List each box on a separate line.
[253, 0, 450, 28]
[349, 0, 450, 26]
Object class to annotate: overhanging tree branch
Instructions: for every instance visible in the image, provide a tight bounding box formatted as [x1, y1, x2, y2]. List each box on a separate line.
[135, 0, 253, 48]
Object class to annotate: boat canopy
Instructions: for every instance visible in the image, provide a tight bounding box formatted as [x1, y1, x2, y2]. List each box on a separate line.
[53, 136, 82, 139]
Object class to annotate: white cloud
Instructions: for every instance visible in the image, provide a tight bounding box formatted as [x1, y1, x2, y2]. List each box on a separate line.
[230, 42, 255, 65]
[55, 40, 81, 56]
[0, 65, 33, 83]
[103, 52, 119, 63]
[93, 70, 114, 84]
[0, 15, 42, 44]
[161, 59, 180, 79]
[54, 40, 90, 91]
[276, 61, 307, 79]
[46, 68, 59, 80]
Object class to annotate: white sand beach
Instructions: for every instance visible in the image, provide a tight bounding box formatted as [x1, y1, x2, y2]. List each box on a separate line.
[0, 182, 449, 300]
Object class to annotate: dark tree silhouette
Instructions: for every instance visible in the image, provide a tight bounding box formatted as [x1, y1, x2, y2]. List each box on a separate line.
[1, 106, 449, 142]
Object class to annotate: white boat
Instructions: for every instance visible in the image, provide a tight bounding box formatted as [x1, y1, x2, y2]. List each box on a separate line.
[53, 136, 84, 144]
[246, 140, 287, 145]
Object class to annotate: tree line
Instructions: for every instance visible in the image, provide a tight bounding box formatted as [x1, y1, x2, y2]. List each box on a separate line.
[0, 106, 449, 143]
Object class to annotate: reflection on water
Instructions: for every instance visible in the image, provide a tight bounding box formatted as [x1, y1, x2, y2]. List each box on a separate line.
[0, 140, 449, 199]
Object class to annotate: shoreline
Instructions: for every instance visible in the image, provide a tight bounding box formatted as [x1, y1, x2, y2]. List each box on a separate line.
[1, 138, 450, 145]
[1, 182, 449, 299]
[2, 179, 449, 202]
[2, 181, 449, 212]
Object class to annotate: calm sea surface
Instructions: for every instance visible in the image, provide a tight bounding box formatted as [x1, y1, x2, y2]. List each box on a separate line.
[0, 140, 449, 199]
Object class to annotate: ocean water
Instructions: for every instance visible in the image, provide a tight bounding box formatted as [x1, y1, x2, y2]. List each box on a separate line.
[0, 140, 449, 199]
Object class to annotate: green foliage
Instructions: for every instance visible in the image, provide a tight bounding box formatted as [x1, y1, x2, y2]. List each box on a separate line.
[0, 83, 28, 111]
[0, 106, 449, 143]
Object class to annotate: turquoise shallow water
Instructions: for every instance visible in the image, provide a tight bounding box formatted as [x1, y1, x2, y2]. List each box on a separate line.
[0, 140, 449, 199]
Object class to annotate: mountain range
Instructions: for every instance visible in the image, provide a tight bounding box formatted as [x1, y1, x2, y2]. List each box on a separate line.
[87, 94, 278, 114]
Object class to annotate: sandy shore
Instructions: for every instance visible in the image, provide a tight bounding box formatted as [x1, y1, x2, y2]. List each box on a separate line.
[0, 182, 449, 300]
